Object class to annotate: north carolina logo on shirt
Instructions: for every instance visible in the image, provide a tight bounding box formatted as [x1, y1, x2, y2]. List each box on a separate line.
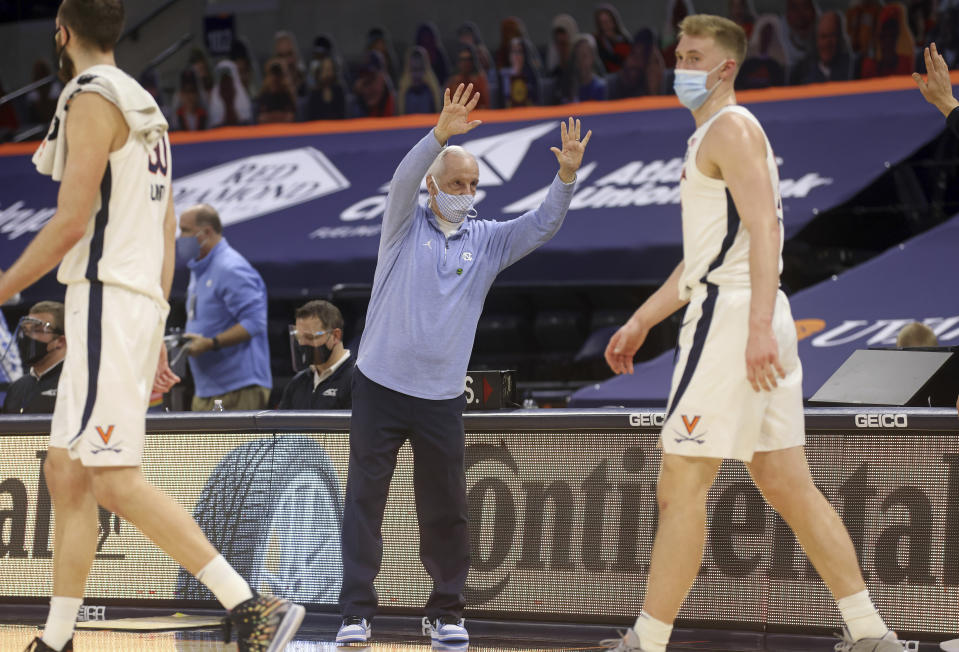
[423, 239, 432, 250]
[462, 252, 473, 261]
[322, 388, 338, 397]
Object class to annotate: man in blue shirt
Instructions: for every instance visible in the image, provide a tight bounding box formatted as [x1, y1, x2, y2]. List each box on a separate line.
[177, 204, 271, 410]
[336, 83, 591, 645]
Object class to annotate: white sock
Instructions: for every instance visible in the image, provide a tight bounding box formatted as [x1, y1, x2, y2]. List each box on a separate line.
[196, 555, 254, 610]
[635, 610, 672, 652]
[42, 596, 82, 651]
[837, 589, 889, 641]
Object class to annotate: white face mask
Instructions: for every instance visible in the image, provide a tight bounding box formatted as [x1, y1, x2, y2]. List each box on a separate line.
[430, 180, 477, 223]
[673, 59, 728, 110]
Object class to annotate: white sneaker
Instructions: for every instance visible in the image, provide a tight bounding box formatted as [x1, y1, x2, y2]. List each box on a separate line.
[336, 616, 371, 644]
[422, 616, 469, 643]
[600, 628, 643, 652]
[834, 628, 906, 651]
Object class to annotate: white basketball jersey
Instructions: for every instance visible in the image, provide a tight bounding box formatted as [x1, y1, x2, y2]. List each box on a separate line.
[35, 65, 171, 304]
[677, 105, 783, 300]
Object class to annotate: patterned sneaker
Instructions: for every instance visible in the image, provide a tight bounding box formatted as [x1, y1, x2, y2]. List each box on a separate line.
[422, 616, 469, 644]
[834, 628, 906, 651]
[24, 639, 73, 652]
[227, 594, 305, 652]
[600, 628, 643, 651]
[336, 615, 372, 644]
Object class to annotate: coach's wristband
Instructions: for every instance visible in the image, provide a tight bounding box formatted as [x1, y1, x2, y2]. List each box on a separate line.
[211, 336, 221, 351]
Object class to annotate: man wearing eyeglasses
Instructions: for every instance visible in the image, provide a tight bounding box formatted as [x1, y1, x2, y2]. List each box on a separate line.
[2, 301, 66, 414]
[278, 299, 354, 410]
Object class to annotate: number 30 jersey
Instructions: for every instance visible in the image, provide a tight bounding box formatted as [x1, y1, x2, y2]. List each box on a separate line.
[34, 64, 171, 305]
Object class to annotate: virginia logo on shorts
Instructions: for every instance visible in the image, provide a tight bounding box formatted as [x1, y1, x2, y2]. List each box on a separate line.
[91, 425, 124, 455]
[95, 425, 115, 444]
[672, 414, 706, 445]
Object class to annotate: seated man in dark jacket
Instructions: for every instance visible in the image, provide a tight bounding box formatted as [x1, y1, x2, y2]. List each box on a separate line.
[3, 300, 66, 414]
[279, 299, 353, 409]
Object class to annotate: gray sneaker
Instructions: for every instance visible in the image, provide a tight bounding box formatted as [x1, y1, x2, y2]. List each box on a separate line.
[834, 628, 905, 651]
[600, 628, 644, 651]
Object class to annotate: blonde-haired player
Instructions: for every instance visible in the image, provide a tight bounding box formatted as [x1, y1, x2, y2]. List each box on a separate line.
[602, 14, 904, 652]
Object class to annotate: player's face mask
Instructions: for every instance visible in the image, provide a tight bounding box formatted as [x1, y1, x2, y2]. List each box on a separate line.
[55, 23, 75, 83]
[16, 317, 63, 366]
[289, 325, 334, 372]
[176, 230, 209, 263]
[427, 175, 477, 224]
[673, 59, 728, 110]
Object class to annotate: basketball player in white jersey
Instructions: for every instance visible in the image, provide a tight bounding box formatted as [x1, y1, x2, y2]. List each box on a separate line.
[602, 15, 904, 652]
[0, 2, 302, 651]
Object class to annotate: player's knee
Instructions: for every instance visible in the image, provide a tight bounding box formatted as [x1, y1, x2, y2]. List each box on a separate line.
[655, 480, 707, 514]
[90, 474, 127, 516]
[43, 452, 88, 499]
[760, 475, 817, 516]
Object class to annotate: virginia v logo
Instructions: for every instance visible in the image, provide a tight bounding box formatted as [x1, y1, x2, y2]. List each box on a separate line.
[673, 414, 706, 445]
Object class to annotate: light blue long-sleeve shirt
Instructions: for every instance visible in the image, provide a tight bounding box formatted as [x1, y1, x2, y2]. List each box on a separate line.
[186, 238, 272, 397]
[356, 129, 576, 400]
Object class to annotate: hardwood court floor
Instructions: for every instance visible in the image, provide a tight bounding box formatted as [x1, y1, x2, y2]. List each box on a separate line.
[0, 619, 950, 651]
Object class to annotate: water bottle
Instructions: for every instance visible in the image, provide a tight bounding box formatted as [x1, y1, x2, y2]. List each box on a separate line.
[212, 399, 224, 412]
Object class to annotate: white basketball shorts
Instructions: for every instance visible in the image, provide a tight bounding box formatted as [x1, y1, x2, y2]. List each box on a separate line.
[50, 282, 167, 466]
[661, 286, 805, 462]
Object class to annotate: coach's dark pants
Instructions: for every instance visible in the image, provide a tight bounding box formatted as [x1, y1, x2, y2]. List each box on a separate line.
[339, 369, 469, 621]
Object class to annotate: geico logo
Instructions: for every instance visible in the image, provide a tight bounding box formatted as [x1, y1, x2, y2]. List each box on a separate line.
[854, 413, 908, 428]
[628, 413, 665, 427]
[77, 605, 106, 622]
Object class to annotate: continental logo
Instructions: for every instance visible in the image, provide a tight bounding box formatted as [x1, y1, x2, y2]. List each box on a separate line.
[855, 413, 908, 428]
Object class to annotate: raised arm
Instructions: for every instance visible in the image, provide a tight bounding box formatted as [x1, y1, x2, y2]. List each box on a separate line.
[605, 261, 688, 375]
[913, 43, 959, 120]
[380, 83, 482, 251]
[490, 117, 591, 269]
[707, 113, 785, 392]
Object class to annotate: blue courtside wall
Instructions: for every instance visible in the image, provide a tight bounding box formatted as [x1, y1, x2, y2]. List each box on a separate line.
[0, 86, 943, 299]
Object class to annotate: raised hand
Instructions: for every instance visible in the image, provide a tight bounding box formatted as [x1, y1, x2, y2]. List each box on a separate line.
[913, 42, 959, 117]
[434, 83, 482, 144]
[550, 117, 592, 183]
